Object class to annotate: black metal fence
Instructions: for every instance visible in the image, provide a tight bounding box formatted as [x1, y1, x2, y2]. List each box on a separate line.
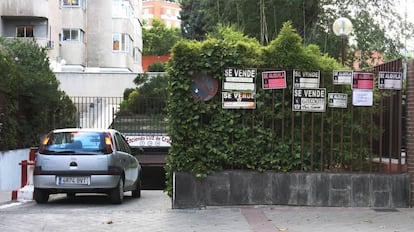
[70, 59, 406, 174]
[70, 96, 168, 135]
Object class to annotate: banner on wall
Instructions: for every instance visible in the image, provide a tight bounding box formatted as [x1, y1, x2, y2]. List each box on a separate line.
[125, 135, 171, 147]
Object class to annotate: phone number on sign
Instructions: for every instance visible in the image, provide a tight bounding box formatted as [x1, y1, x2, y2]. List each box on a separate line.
[125, 136, 171, 147]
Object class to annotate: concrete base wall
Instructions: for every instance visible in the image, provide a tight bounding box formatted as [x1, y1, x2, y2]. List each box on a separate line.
[0, 149, 29, 191]
[56, 72, 137, 98]
[173, 171, 410, 209]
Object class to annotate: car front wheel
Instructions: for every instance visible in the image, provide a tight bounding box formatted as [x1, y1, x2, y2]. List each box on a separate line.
[34, 188, 49, 204]
[110, 178, 124, 204]
[131, 178, 141, 198]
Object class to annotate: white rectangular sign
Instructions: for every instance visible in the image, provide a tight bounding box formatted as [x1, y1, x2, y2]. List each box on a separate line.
[333, 70, 353, 85]
[222, 92, 256, 109]
[223, 82, 255, 91]
[223, 68, 257, 91]
[328, 93, 348, 108]
[293, 70, 320, 88]
[125, 135, 171, 147]
[292, 88, 326, 112]
[225, 77, 254, 83]
[352, 90, 373, 106]
[378, 71, 402, 90]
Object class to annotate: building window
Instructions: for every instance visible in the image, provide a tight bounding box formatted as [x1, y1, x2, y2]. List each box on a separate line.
[62, 0, 85, 8]
[166, 9, 171, 17]
[113, 0, 132, 18]
[133, 47, 141, 63]
[16, 26, 34, 37]
[113, 33, 133, 55]
[62, 29, 84, 42]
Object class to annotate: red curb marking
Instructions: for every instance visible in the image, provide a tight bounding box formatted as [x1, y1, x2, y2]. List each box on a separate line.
[241, 208, 279, 232]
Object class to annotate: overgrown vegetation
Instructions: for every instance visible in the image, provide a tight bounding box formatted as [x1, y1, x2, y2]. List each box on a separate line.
[0, 38, 77, 150]
[148, 61, 166, 72]
[180, 0, 412, 66]
[119, 73, 168, 115]
[143, 19, 181, 56]
[164, 22, 386, 196]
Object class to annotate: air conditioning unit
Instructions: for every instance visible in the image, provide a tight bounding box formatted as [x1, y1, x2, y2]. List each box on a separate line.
[46, 40, 54, 49]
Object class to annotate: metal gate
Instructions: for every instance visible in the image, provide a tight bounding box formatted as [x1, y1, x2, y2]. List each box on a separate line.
[71, 97, 123, 129]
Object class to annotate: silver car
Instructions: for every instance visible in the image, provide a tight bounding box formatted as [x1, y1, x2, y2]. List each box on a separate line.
[33, 128, 142, 204]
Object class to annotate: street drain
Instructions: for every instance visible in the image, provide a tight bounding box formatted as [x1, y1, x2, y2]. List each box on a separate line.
[373, 208, 399, 212]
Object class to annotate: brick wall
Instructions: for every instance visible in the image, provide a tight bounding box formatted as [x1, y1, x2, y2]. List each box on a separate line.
[142, 55, 170, 72]
[406, 59, 414, 205]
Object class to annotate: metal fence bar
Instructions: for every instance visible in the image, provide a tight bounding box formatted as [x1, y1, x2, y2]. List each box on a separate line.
[71, 97, 123, 129]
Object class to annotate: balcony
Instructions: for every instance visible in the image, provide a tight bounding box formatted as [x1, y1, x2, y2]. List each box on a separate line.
[0, 0, 50, 18]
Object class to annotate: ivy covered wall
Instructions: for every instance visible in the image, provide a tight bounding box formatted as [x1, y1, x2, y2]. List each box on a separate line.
[164, 22, 383, 195]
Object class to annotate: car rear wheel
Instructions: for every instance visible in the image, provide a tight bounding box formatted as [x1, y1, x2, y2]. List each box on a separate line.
[131, 178, 141, 198]
[34, 188, 49, 204]
[110, 178, 124, 204]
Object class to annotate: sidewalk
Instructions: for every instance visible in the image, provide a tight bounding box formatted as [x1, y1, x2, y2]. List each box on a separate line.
[1, 191, 414, 231]
[0, 191, 13, 204]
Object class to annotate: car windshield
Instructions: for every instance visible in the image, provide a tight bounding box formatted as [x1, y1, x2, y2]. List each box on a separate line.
[40, 131, 107, 154]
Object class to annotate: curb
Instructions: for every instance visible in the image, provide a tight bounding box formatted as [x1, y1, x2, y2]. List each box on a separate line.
[11, 185, 34, 202]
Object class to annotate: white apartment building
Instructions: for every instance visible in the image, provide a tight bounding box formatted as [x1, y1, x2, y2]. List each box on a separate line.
[0, 0, 143, 73]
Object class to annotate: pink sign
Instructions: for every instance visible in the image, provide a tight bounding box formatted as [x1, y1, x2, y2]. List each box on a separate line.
[352, 72, 374, 90]
[262, 71, 286, 89]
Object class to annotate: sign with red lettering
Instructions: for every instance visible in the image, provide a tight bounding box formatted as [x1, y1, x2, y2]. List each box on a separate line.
[352, 72, 374, 90]
[222, 91, 256, 109]
[223, 68, 256, 109]
[262, 71, 286, 89]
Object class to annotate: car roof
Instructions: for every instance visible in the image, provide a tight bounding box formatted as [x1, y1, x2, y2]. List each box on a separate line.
[51, 128, 118, 134]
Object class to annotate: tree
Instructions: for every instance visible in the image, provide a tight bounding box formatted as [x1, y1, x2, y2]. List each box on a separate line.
[0, 38, 77, 150]
[119, 73, 168, 115]
[180, 0, 320, 44]
[143, 19, 181, 56]
[179, 0, 413, 66]
[0, 48, 19, 149]
[309, 0, 413, 66]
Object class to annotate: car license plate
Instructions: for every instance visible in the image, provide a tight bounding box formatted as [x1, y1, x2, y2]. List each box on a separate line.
[57, 176, 90, 185]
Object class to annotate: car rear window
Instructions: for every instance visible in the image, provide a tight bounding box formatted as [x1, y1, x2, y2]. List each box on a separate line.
[40, 131, 107, 154]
